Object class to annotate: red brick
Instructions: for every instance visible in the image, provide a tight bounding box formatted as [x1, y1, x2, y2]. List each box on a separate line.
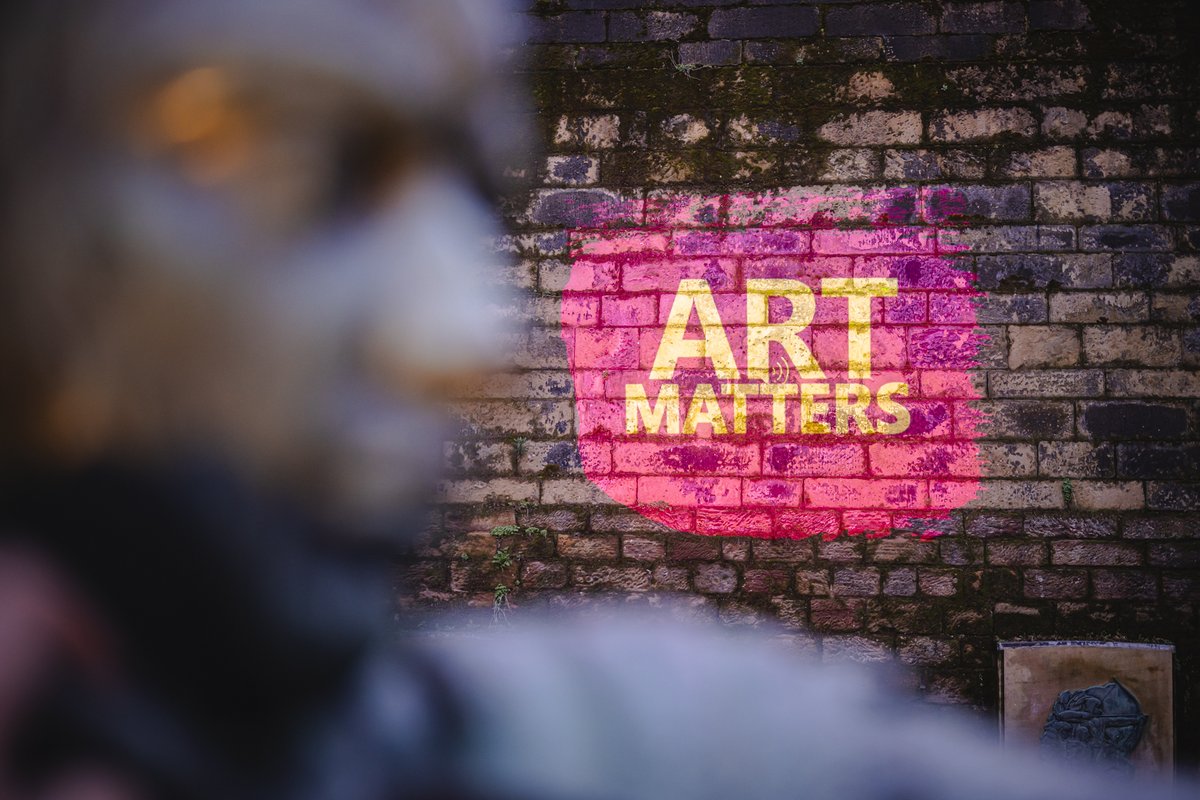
[572, 566, 651, 591]
[557, 534, 620, 559]
[810, 598, 865, 632]
[806, 479, 927, 509]
[694, 563, 739, 594]
[521, 561, 568, 589]
[772, 510, 841, 539]
[621, 535, 665, 561]
[743, 567, 792, 594]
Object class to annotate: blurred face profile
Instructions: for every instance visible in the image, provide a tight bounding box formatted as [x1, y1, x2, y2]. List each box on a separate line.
[1, 0, 525, 529]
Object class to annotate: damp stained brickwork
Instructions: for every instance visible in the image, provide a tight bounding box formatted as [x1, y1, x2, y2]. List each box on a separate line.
[396, 0, 1200, 761]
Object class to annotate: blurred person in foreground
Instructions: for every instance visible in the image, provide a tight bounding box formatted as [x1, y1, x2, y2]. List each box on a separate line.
[0, 1, 1187, 799]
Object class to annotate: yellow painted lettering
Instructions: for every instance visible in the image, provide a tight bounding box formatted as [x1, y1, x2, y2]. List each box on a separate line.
[745, 279, 824, 381]
[875, 381, 911, 435]
[800, 383, 831, 434]
[834, 383, 874, 435]
[625, 383, 680, 434]
[683, 383, 727, 435]
[651, 279, 739, 381]
[820, 278, 898, 380]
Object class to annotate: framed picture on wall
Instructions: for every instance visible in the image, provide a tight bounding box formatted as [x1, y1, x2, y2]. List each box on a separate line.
[998, 641, 1175, 776]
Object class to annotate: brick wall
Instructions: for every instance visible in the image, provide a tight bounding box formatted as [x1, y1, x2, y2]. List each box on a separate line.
[398, 0, 1200, 761]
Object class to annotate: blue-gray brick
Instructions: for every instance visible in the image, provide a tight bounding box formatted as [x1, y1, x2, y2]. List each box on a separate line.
[1079, 225, 1172, 252]
[975, 293, 1048, 323]
[527, 12, 605, 43]
[1162, 184, 1200, 221]
[827, 3, 936, 36]
[708, 7, 819, 39]
[885, 35, 993, 62]
[975, 254, 1111, 290]
[677, 40, 741, 66]
[1028, 0, 1091, 31]
[609, 11, 699, 42]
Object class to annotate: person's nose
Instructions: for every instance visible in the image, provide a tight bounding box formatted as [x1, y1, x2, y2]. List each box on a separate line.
[351, 167, 522, 401]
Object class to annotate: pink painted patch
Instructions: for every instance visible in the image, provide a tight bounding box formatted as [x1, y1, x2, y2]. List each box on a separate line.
[560, 188, 983, 540]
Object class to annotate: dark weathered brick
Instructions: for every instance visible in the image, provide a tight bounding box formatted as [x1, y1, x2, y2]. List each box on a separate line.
[1163, 576, 1200, 603]
[966, 514, 1023, 538]
[1028, 0, 1090, 31]
[622, 535, 665, 561]
[987, 541, 1047, 566]
[926, 184, 1031, 221]
[708, 7, 819, 39]
[883, 567, 918, 596]
[743, 567, 791, 594]
[897, 636, 955, 665]
[1117, 444, 1200, 480]
[833, 567, 882, 596]
[752, 538, 815, 562]
[669, 536, 721, 560]
[1049, 291, 1148, 323]
[1146, 483, 1200, 511]
[1051, 541, 1141, 567]
[974, 293, 1048, 323]
[827, 3, 936, 36]
[521, 560, 569, 589]
[530, 189, 640, 226]
[918, 569, 959, 596]
[1083, 325, 1181, 367]
[1005, 338, 1087, 381]
[977, 400, 1074, 438]
[1080, 402, 1189, 440]
[609, 11, 699, 43]
[1024, 515, 1118, 539]
[721, 539, 751, 561]
[1112, 254, 1172, 288]
[1079, 225, 1172, 252]
[796, 568, 831, 596]
[819, 538, 865, 562]
[975, 254, 1110, 290]
[822, 636, 893, 664]
[1092, 570, 1157, 600]
[869, 538, 939, 563]
[558, 533, 619, 559]
[677, 40, 741, 66]
[1162, 184, 1200, 221]
[652, 565, 690, 590]
[694, 562, 739, 593]
[566, 0, 667, 8]
[939, 538, 981, 565]
[527, 12, 606, 44]
[885, 35, 993, 62]
[1037, 441, 1114, 478]
[1123, 516, 1197, 539]
[941, 1, 1025, 33]
[1148, 542, 1200, 568]
[809, 598, 864, 631]
[1025, 569, 1087, 599]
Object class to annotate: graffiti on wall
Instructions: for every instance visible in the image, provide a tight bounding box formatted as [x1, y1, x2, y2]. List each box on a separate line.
[560, 187, 985, 539]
